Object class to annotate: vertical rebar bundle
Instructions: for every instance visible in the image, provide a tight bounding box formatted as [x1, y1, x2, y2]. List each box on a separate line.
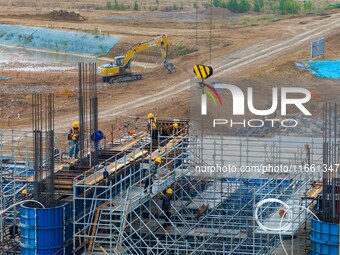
[32, 94, 43, 203]
[45, 94, 55, 206]
[322, 102, 340, 222]
[89, 63, 98, 166]
[78, 62, 98, 166]
[32, 93, 55, 206]
[78, 63, 85, 165]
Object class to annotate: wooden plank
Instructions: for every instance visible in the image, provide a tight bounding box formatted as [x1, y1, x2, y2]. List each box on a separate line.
[304, 185, 323, 199]
[54, 185, 73, 190]
[145, 139, 181, 161]
[83, 149, 147, 186]
[54, 179, 73, 185]
[113, 133, 146, 152]
[74, 241, 89, 253]
[25, 161, 74, 183]
[88, 200, 111, 251]
[83, 138, 182, 186]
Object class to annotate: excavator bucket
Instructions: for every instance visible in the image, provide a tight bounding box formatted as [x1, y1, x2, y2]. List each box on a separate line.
[162, 60, 175, 73]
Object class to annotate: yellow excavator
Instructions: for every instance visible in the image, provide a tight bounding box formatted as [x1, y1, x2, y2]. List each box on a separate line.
[97, 34, 175, 83]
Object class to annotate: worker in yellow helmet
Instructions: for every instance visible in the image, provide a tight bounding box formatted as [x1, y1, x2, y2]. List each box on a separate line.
[68, 121, 80, 159]
[172, 122, 179, 136]
[147, 113, 158, 141]
[162, 187, 173, 231]
[21, 189, 27, 198]
[144, 157, 161, 194]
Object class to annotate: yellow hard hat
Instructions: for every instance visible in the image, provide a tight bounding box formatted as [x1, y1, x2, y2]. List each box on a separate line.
[166, 188, 173, 195]
[72, 121, 79, 128]
[148, 113, 154, 119]
[155, 157, 161, 164]
[22, 189, 27, 195]
[173, 123, 179, 129]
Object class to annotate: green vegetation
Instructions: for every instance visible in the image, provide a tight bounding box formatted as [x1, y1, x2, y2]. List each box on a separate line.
[304, 0, 312, 11]
[119, 2, 127, 10]
[92, 27, 100, 35]
[23, 34, 34, 45]
[226, 0, 251, 13]
[101, 0, 330, 14]
[213, 0, 222, 7]
[133, 1, 139, 10]
[324, 3, 340, 10]
[104, 0, 128, 10]
[83, 27, 101, 35]
[238, 0, 251, 12]
[210, 0, 322, 15]
[253, 0, 264, 12]
[212, 0, 250, 13]
[278, 0, 300, 14]
[114, 0, 120, 10]
[174, 45, 197, 57]
[105, 0, 112, 10]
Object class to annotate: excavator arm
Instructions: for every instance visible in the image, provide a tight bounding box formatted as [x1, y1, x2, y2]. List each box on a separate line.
[122, 34, 174, 73]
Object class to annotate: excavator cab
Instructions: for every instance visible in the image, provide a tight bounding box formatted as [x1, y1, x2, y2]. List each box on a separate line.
[114, 56, 124, 67]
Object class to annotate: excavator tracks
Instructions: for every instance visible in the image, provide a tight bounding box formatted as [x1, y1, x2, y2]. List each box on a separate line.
[104, 73, 142, 83]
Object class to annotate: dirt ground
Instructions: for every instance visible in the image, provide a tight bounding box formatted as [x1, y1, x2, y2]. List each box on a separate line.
[0, 4, 339, 135]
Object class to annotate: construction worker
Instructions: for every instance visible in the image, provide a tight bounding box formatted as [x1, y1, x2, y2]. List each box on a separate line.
[172, 122, 179, 136]
[21, 189, 27, 199]
[144, 157, 161, 193]
[68, 121, 80, 159]
[162, 188, 173, 231]
[147, 113, 158, 140]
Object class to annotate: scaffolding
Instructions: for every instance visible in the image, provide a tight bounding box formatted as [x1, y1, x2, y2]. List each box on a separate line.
[73, 119, 324, 255]
[0, 127, 78, 254]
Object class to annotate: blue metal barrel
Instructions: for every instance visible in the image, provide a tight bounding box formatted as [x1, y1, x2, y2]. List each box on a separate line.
[310, 219, 339, 255]
[20, 205, 64, 255]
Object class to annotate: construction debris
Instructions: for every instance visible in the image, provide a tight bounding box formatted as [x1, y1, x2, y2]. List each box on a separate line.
[46, 10, 86, 21]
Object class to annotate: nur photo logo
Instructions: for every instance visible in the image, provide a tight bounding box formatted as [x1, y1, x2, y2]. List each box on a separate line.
[193, 65, 312, 128]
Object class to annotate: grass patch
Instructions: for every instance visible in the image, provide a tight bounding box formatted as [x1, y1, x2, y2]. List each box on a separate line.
[172, 44, 197, 57]
[223, 14, 286, 27]
[324, 3, 340, 10]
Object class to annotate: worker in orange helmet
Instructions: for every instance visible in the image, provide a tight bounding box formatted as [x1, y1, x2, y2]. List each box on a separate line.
[68, 121, 80, 159]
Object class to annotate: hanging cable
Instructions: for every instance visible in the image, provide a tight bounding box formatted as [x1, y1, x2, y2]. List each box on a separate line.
[195, 0, 199, 65]
[210, 0, 213, 65]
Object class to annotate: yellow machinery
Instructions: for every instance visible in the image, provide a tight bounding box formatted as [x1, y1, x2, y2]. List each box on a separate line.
[98, 34, 175, 83]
